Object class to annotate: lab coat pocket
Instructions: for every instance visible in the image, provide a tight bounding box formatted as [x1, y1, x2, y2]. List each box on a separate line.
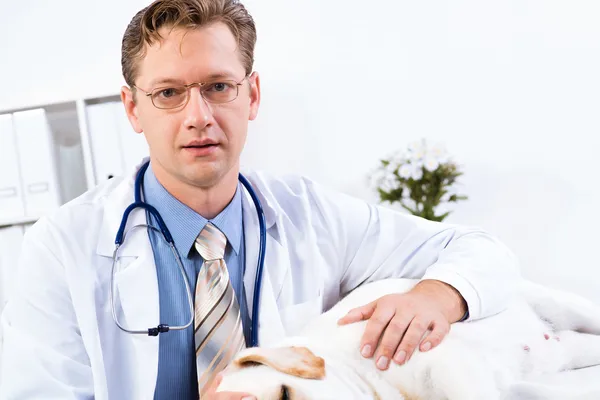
[280, 295, 324, 336]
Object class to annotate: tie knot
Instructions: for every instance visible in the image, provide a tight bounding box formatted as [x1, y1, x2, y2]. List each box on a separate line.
[195, 223, 227, 261]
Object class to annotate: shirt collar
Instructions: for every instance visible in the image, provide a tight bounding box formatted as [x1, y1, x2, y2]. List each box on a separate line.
[142, 163, 243, 257]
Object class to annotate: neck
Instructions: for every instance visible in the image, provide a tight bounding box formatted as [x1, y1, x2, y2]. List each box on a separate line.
[280, 337, 401, 400]
[151, 161, 239, 220]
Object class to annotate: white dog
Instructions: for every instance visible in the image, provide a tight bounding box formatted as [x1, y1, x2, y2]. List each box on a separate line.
[217, 279, 600, 399]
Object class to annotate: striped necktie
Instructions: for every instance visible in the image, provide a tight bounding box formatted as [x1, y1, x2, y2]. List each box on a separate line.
[193, 222, 246, 395]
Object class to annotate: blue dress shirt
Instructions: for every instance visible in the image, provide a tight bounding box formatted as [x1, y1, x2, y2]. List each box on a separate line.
[142, 164, 249, 399]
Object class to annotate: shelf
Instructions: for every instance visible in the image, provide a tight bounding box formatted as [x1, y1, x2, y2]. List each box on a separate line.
[0, 92, 140, 230]
[0, 215, 39, 228]
[0, 91, 122, 116]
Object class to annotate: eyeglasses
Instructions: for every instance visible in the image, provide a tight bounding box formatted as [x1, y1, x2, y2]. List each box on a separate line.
[134, 77, 248, 110]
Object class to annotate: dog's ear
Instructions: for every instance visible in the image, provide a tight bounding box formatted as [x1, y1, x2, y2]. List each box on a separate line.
[233, 346, 325, 379]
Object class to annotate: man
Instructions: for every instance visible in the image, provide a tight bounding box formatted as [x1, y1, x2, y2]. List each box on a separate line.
[0, 0, 519, 399]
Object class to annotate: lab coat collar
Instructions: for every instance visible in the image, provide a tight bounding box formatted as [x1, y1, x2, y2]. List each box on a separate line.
[96, 159, 279, 258]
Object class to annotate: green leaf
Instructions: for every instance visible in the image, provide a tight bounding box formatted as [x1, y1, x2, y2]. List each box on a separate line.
[433, 211, 452, 222]
[400, 203, 418, 215]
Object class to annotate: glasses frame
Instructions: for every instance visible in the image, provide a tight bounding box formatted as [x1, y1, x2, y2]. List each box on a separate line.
[134, 76, 249, 110]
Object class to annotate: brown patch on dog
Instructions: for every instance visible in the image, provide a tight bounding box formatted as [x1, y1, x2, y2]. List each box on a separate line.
[398, 388, 423, 400]
[234, 346, 326, 379]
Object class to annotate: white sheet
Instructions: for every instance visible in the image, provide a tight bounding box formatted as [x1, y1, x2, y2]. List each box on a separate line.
[530, 365, 600, 391]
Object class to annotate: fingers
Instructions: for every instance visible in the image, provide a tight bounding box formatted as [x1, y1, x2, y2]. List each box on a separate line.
[212, 392, 256, 400]
[204, 374, 223, 396]
[373, 313, 413, 370]
[359, 305, 395, 359]
[392, 317, 450, 366]
[208, 392, 256, 400]
[202, 374, 256, 400]
[419, 319, 450, 352]
[337, 301, 376, 325]
[392, 317, 431, 366]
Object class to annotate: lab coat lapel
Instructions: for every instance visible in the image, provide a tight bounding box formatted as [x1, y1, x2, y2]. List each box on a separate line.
[112, 228, 159, 399]
[241, 186, 289, 346]
[96, 162, 159, 399]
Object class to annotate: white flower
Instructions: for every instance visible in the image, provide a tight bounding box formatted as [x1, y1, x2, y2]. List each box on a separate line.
[385, 160, 398, 175]
[411, 166, 423, 180]
[423, 156, 439, 172]
[369, 168, 386, 188]
[440, 186, 457, 202]
[427, 142, 450, 164]
[407, 139, 426, 162]
[428, 142, 446, 156]
[391, 152, 407, 166]
[398, 164, 413, 179]
[408, 139, 425, 153]
[381, 175, 400, 192]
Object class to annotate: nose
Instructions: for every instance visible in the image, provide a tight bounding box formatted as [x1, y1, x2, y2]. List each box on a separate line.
[183, 86, 213, 130]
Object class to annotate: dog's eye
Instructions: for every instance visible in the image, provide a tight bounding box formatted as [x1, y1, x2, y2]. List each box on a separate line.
[280, 384, 291, 400]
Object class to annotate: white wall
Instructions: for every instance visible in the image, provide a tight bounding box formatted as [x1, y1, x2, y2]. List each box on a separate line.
[0, 0, 148, 110]
[1, 0, 599, 302]
[246, 0, 600, 304]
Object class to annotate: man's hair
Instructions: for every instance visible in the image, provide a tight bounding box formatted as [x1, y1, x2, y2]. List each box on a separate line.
[121, 0, 256, 88]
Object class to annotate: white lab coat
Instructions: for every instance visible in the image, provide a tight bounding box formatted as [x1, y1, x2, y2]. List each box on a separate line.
[0, 162, 519, 399]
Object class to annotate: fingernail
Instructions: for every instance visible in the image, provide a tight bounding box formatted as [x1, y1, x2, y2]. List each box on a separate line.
[422, 342, 432, 352]
[394, 350, 407, 364]
[377, 356, 389, 370]
[338, 314, 350, 324]
[361, 345, 372, 357]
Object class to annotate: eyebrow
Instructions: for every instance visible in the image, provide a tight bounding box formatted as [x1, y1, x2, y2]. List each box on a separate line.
[148, 78, 185, 88]
[148, 72, 241, 88]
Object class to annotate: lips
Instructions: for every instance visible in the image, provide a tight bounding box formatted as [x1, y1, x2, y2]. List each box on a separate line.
[184, 143, 217, 149]
[182, 139, 220, 157]
[184, 139, 218, 148]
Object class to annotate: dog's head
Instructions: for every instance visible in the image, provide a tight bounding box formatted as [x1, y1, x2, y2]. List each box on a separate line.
[216, 345, 386, 399]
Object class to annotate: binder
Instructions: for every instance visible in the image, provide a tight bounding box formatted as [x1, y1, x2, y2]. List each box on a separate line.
[86, 102, 126, 185]
[12, 109, 61, 218]
[0, 114, 25, 221]
[113, 101, 149, 173]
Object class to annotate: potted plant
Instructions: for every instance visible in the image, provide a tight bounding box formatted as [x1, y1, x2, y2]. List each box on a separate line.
[371, 139, 468, 222]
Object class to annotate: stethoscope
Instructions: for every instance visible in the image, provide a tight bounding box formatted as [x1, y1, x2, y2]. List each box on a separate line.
[110, 160, 266, 347]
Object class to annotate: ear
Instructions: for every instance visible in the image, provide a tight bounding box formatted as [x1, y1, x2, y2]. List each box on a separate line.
[247, 71, 261, 121]
[121, 85, 144, 134]
[234, 346, 325, 379]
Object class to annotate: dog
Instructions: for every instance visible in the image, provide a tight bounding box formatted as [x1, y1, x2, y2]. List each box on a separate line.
[216, 278, 600, 399]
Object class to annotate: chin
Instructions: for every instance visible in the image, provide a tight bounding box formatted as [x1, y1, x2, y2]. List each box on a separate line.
[178, 162, 224, 186]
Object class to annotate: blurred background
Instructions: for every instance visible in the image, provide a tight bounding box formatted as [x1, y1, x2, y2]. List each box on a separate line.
[0, 0, 598, 317]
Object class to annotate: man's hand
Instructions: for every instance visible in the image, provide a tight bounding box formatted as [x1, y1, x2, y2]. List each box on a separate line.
[202, 374, 256, 400]
[337, 279, 467, 371]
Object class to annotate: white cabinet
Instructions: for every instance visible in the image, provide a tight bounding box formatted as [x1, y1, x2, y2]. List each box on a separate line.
[0, 114, 25, 221]
[0, 94, 148, 228]
[12, 109, 62, 218]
